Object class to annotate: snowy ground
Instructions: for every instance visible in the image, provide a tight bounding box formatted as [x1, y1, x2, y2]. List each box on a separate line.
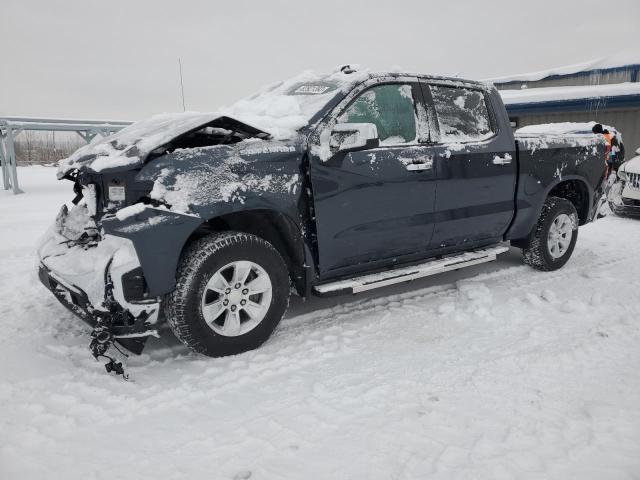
[1, 166, 639, 480]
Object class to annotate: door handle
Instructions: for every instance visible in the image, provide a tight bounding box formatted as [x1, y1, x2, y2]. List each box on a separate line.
[406, 163, 432, 171]
[492, 154, 513, 165]
[404, 156, 433, 171]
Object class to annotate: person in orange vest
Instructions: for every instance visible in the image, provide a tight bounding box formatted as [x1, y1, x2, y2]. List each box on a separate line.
[606, 129, 625, 173]
[592, 123, 612, 178]
[592, 123, 627, 218]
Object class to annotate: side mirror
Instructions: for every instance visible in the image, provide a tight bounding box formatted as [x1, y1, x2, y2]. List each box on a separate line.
[329, 123, 379, 154]
[635, 147, 640, 155]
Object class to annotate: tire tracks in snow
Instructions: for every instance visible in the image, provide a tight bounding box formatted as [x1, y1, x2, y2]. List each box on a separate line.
[134, 246, 628, 404]
[277, 247, 625, 340]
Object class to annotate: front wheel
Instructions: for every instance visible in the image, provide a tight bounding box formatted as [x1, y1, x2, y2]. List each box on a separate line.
[522, 197, 579, 271]
[165, 232, 290, 357]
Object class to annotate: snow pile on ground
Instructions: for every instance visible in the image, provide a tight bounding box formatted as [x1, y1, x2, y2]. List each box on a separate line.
[1, 167, 640, 480]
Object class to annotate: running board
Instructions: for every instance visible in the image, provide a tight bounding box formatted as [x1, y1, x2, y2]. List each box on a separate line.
[313, 245, 510, 296]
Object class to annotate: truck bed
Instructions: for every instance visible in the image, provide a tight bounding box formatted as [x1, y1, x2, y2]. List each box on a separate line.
[506, 131, 606, 242]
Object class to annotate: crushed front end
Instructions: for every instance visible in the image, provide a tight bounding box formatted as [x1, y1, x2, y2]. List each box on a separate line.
[39, 113, 279, 374]
[38, 181, 161, 372]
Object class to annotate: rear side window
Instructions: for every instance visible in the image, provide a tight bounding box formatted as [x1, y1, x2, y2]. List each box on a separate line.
[429, 85, 493, 142]
[338, 84, 417, 145]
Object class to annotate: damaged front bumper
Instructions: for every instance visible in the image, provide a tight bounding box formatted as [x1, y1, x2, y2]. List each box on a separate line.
[612, 198, 640, 217]
[608, 180, 640, 217]
[38, 204, 161, 354]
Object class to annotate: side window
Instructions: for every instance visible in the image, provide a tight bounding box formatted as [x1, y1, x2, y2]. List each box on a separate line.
[429, 85, 493, 143]
[338, 84, 417, 145]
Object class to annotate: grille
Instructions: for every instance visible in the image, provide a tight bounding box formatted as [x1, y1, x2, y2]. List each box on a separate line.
[628, 172, 640, 190]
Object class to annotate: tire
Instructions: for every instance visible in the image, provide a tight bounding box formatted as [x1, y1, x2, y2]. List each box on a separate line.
[522, 197, 579, 271]
[164, 232, 290, 357]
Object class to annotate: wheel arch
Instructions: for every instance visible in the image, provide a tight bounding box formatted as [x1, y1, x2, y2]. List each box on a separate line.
[509, 175, 592, 248]
[181, 209, 309, 296]
[545, 177, 592, 225]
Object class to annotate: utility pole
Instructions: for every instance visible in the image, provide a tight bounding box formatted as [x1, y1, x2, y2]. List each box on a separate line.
[178, 58, 186, 112]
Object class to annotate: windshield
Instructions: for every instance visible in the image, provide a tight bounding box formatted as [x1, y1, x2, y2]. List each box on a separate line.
[219, 69, 368, 139]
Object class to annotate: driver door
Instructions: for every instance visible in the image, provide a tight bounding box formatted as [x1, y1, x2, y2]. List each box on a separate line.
[309, 80, 438, 277]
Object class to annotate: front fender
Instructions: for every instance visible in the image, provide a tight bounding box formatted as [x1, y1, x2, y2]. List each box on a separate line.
[108, 142, 307, 296]
[102, 208, 202, 296]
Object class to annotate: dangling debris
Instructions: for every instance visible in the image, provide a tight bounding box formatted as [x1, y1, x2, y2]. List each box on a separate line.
[89, 315, 129, 380]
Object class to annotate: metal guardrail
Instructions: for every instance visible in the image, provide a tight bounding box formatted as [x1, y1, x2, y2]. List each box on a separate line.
[0, 116, 133, 194]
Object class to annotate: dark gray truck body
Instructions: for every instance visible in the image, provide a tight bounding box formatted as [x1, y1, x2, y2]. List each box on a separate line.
[38, 71, 607, 352]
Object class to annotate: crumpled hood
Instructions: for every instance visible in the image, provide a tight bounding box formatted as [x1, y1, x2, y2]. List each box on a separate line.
[57, 112, 269, 178]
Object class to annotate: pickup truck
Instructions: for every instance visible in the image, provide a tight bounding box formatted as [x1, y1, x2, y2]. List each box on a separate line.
[38, 67, 608, 362]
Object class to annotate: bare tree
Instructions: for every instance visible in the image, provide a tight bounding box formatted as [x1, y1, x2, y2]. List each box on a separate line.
[14, 131, 86, 165]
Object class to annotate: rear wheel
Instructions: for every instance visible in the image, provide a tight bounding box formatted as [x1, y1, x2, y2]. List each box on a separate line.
[522, 197, 579, 271]
[165, 232, 290, 357]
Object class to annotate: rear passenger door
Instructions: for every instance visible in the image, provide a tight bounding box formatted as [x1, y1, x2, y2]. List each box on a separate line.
[420, 82, 517, 250]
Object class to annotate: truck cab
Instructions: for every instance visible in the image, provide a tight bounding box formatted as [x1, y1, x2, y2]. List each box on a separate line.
[307, 74, 517, 280]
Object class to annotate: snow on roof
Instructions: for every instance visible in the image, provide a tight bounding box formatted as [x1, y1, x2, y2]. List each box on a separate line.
[218, 68, 369, 139]
[485, 51, 640, 84]
[500, 82, 640, 105]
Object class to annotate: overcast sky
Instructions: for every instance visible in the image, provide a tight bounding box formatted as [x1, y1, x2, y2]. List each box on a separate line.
[1, 0, 638, 121]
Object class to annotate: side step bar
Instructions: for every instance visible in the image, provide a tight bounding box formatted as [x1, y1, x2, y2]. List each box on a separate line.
[313, 245, 510, 296]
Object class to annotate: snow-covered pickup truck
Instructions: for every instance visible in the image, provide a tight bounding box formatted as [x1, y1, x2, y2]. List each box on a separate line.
[38, 68, 609, 362]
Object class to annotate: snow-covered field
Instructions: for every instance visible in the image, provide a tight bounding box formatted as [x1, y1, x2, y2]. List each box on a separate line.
[1, 166, 639, 480]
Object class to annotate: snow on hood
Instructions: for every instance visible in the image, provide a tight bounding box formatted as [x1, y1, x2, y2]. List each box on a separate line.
[58, 68, 369, 177]
[58, 112, 221, 177]
[134, 140, 303, 217]
[620, 154, 640, 174]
